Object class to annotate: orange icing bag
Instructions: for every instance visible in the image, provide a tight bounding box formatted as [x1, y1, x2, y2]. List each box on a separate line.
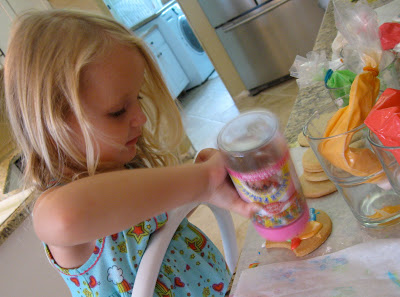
[319, 67, 383, 179]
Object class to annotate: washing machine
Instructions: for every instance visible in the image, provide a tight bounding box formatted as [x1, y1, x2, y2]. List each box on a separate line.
[157, 3, 214, 90]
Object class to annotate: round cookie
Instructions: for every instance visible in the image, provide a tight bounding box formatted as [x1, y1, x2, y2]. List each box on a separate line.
[299, 175, 337, 198]
[297, 131, 310, 147]
[302, 148, 323, 172]
[303, 170, 329, 182]
[265, 209, 332, 257]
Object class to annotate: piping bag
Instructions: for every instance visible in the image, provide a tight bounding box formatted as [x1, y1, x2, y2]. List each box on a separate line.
[365, 88, 400, 164]
[318, 0, 385, 183]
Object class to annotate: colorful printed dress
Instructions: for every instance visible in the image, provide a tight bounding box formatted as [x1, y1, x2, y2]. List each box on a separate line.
[43, 213, 231, 296]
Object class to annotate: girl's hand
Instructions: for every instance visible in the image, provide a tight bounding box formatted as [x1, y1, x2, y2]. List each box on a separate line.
[196, 148, 261, 218]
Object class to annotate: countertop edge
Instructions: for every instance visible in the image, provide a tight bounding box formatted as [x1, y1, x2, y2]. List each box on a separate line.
[0, 190, 38, 246]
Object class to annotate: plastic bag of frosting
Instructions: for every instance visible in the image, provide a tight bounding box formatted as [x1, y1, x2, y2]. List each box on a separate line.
[319, 0, 383, 178]
[379, 23, 400, 51]
[333, 0, 382, 71]
[289, 51, 329, 89]
[289, 51, 343, 89]
[325, 68, 357, 107]
[365, 88, 400, 163]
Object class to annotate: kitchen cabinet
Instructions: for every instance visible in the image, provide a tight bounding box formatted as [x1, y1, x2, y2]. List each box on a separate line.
[135, 24, 189, 99]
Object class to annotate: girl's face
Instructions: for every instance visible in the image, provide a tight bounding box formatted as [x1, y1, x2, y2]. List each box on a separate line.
[70, 43, 147, 168]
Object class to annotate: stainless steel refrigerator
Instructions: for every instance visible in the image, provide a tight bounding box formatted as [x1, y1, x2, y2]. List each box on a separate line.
[198, 0, 324, 95]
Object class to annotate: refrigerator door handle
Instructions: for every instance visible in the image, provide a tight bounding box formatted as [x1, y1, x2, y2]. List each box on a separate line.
[222, 0, 290, 32]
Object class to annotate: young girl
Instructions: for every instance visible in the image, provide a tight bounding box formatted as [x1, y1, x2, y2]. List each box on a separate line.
[4, 9, 258, 297]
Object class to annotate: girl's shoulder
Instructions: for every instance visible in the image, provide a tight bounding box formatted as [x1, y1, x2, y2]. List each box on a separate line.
[33, 185, 62, 214]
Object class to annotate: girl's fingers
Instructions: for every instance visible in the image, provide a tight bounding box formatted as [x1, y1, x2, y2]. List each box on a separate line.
[195, 148, 217, 163]
[197, 148, 261, 218]
[210, 182, 262, 218]
[229, 199, 261, 219]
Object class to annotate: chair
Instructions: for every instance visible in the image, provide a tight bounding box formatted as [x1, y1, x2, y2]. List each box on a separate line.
[131, 202, 239, 297]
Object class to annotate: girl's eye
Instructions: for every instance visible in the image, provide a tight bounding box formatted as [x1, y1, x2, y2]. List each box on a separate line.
[138, 95, 143, 100]
[109, 108, 126, 118]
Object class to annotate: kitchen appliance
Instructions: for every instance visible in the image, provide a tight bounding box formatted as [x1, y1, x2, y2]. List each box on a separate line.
[198, 0, 324, 95]
[158, 3, 215, 90]
[134, 21, 190, 98]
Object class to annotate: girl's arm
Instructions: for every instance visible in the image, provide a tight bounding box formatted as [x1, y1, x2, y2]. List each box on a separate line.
[33, 150, 259, 247]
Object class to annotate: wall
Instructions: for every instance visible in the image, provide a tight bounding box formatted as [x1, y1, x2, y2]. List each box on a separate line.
[8, 0, 51, 13]
[177, 0, 246, 100]
[0, 215, 70, 296]
[0, 1, 110, 163]
[48, 0, 111, 16]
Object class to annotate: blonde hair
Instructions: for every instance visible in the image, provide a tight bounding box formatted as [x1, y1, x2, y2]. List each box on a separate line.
[4, 9, 184, 191]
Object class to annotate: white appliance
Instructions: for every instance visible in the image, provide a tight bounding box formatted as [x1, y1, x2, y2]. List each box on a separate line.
[134, 21, 190, 99]
[157, 3, 215, 90]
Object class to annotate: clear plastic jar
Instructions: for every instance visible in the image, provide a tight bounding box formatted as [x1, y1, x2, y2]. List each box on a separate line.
[218, 110, 309, 241]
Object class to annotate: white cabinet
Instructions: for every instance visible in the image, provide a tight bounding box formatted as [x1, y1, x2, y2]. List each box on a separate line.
[135, 22, 189, 99]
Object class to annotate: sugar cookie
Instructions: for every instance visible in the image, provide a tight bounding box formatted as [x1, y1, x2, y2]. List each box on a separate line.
[299, 175, 337, 198]
[302, 148, 323, 172]
[297, 131, 310, 147]
[265, 209, 332, 257]
[303, 170, 329, 182]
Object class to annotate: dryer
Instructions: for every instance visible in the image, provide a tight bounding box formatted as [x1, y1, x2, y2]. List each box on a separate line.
[158, 3, 215, 90]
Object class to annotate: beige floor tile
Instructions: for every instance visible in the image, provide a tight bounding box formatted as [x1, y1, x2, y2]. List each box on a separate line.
[181, 115, 225, 150]
[234, 91, 297, 131]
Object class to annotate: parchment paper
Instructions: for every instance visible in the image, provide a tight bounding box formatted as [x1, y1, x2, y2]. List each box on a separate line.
[234, 239, 400, 297]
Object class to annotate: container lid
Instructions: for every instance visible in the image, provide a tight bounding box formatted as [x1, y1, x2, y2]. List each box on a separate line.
[217, 110, 278, 153]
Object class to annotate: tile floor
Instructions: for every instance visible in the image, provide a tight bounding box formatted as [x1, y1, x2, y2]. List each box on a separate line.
[177, 73, 299, 255]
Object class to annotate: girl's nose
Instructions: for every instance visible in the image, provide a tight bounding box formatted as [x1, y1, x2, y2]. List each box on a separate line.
[130, 103, 147, 127]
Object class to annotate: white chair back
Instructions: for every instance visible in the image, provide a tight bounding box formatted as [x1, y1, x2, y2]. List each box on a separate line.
[131, 202, 239, 297]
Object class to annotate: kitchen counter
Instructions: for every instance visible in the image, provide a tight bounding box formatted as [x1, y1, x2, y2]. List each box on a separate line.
[0, 151, 37, 246]
[283, 0, 393, 146]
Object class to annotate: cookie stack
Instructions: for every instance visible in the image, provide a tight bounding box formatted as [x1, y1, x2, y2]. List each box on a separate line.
[297, 132, 337, 198]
